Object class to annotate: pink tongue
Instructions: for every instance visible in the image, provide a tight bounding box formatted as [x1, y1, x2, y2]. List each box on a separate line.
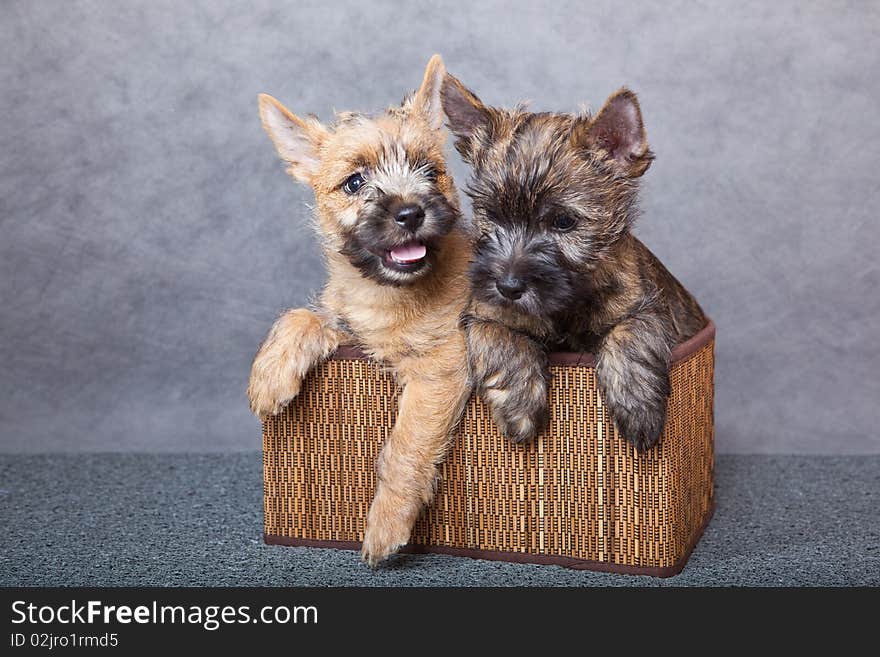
[390, 241, 427, 263]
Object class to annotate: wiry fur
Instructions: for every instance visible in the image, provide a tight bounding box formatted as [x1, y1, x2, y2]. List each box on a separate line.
[443, 74, 707, 451]
[248, 56, 473, 566]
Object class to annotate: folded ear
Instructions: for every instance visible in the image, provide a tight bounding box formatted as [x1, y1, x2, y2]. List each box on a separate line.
[575, 88, 653, 177]
[411, 54, 446, 130]
[258, 93, 328, 182]
[440, 73, 492, 156]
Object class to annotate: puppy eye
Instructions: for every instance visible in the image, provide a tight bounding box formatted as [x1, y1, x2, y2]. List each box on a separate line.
[342, 173, 366, 195]
[423, 167, 438, 182]
[551, 214, 577, 232]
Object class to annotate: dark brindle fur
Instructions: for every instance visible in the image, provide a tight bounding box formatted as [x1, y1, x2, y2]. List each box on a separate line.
[442, 75, 707, 451]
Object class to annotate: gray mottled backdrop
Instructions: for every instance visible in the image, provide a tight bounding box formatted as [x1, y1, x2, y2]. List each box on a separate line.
[1, 1, 878, 453]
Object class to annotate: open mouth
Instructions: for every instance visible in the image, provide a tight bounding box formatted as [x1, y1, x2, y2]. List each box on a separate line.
[382, 240, 428, 272]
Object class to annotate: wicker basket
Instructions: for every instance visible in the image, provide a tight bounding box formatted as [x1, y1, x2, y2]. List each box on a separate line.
[264, 321, 715, 576]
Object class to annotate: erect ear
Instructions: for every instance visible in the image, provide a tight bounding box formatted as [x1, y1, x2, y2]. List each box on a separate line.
[258, 93, 328, 182]
[576, 88, 653, 177]
[440, 72, 493, 150]
[411, 54, 447, 130]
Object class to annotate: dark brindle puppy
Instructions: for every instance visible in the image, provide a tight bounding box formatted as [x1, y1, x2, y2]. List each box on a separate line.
[441, 74, 707, 451]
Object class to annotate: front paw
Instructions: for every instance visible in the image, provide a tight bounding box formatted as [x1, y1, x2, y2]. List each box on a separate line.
[247, 352, 303, 420]
[361, 486, 414, 568]
[595, 334, 671, 452]
[482, 373, 549, 444]
[607, 403, 666, 452]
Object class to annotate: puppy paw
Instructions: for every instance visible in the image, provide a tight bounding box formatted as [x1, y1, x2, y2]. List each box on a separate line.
[608, 404, 666, 452]
[247, 359, 302, 420]
[247, 343, 302, 420]
[361, 524, 409, 569]
[464, 318, 551, 444]
[361, 488, 414, 568]
[484, 387, 549, 444]
[247, 308, 339, 420]
[595, 327, 671, 453]
[481, 366, 550, 444]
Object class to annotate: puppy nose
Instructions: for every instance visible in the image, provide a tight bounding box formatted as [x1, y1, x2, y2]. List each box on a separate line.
[394, 204, 425, 232]
[496, 276, 526, 300]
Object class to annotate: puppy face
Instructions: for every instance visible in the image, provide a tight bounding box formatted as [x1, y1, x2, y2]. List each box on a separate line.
[259, 56, 459, 286]
[441, 75, 653, 320]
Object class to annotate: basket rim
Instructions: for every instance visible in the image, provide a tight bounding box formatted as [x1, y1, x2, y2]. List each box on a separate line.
[331, 319, 715, 368]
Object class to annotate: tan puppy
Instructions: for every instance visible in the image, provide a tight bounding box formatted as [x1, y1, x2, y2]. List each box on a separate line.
[248, 56, 472, 566]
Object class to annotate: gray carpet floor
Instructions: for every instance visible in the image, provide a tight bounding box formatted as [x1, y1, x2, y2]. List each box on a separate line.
[0, 454, 877, 586]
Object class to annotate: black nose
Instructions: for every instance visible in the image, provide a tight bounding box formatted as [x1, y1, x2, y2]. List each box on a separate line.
[496, 276, 526, 300]
[394, 204, 425, 232]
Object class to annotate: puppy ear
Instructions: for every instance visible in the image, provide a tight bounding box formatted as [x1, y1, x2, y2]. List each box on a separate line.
[258, 93, 328, 182]
[576, 88, 653, 177]
[412, 54, 446, 130]
[441, 73, 492, 157]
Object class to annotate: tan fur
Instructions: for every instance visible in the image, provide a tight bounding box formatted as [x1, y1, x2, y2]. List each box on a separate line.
[248, 56, 473, 566]
[248, 308, 344, 417]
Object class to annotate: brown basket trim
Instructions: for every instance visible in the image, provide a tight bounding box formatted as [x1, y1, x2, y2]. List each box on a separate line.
[332, 319, 715, 368]
[263, 503, 714, 578]
[670, 318, 716, 364]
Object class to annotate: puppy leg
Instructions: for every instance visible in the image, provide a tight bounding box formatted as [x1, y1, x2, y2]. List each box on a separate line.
[595, 314, 672, 451]
[464, 318, 550, 443]
[361, 362, 470, 567]
[247, 308, 344, 419]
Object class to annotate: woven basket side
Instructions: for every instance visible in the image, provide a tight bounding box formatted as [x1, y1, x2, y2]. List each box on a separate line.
[264, 336, 715, 571]
[415, 365, 608, 560]
[264, 359, 394, 542]
[605, 341, 715, 567]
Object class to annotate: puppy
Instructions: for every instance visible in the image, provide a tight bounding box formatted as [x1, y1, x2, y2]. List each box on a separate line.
[248, 56, 472, 566]
[441, 74, 707, 451]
